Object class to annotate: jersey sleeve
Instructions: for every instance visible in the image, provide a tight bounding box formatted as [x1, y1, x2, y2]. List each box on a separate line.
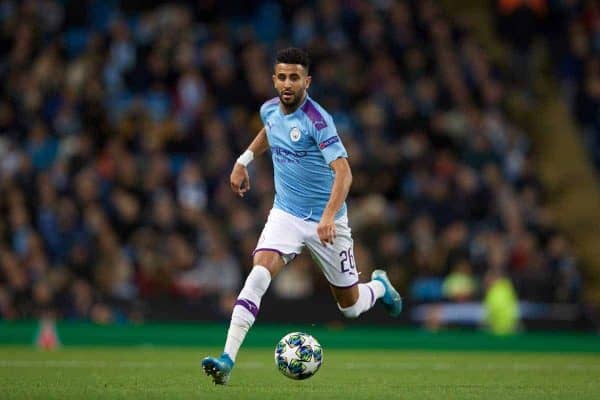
[259, 103, 269, 125]
[312, 115, 348, 165]
[260, 98, 279, 125]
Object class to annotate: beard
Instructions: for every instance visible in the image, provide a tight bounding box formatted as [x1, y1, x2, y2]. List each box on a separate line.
[279, 90, 304, 109]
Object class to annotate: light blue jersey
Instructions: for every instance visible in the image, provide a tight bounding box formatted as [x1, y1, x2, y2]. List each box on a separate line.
[259, 94, 348, 222]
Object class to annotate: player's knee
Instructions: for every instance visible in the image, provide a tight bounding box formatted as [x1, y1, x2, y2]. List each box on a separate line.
[338, 301, 362, 319]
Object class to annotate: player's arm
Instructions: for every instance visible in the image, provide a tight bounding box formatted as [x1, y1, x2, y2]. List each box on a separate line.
[230, 127, 269, 197]
[317, 157, 352, 245]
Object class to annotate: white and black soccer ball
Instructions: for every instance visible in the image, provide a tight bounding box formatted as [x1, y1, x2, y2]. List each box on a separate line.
[274, 332, 323, 380]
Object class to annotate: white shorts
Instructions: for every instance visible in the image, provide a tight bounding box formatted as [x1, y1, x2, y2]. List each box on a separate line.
[253, 208, 359, 288]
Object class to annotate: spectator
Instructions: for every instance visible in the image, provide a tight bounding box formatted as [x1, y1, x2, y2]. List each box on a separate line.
[483, 269, 520, 335]
[442, 259, 478, 302]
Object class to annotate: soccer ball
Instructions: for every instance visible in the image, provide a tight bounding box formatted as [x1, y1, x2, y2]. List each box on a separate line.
[274, 332, 323, 380]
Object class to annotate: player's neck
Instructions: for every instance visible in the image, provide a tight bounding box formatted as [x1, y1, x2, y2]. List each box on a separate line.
[280, 92, 307, 115]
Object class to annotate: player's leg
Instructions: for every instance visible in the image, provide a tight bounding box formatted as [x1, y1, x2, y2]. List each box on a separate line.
[202, 209, 303, 384]
[306, 216, 402, 318]
[329, 283, 375, 318]
[222, 250, 284, 363]
[202, 251, 284, 385]
[330, 270, 403, 318]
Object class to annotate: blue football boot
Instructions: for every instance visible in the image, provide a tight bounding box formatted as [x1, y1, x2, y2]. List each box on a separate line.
[372, 269, 403, 317]
[201, 353, 234, 385]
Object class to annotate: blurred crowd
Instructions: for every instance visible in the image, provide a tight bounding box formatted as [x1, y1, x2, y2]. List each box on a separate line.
[548, 0, 600, 170]
[0, 0, 582, 323]
[496, 0, 600, 169]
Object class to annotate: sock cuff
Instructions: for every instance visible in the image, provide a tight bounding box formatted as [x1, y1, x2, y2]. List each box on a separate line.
[338, 283, 379, 318]
[367, 280, 385, 299]
[361, 283, 375, 308]
[337, 296, 365, 318]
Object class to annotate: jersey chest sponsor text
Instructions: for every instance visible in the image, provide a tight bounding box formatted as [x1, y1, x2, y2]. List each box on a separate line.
[271, 145, 308, 164]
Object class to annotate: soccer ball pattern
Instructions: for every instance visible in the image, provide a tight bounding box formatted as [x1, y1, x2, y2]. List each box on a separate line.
[274, 332, 323, 380]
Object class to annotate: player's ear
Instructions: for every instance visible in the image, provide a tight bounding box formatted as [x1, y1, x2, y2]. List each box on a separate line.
[272, 74, 277, 88]
[305, 75, 312, 89]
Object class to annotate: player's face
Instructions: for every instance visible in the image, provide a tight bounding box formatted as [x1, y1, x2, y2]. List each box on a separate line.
[273, 63, 311, 109]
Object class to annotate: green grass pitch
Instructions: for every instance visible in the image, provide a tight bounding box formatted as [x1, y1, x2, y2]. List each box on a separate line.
[1, 346, 599, 399]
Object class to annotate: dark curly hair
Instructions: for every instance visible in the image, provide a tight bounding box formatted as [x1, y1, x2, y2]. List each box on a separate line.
[275, 47, 310, 72]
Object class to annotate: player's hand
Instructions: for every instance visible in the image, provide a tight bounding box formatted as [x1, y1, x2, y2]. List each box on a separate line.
[230, 162, 250, 197]
[317, 217, 336, 246]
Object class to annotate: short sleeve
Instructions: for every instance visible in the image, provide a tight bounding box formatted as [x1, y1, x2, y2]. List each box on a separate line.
[259, 103, 269, 125]
[260, 97, 279, 126]
[312, 115, 348, 165]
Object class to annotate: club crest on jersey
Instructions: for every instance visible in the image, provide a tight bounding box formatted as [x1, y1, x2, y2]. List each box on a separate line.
[289, 127, 301, 142]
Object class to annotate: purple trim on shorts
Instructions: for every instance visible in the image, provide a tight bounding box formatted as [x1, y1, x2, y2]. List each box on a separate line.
[367, 286, 375, 307]
[235, 298, 259, 318]
[252, 248, 284, 256]
[329, 281, 359, 289]
[301, 100, 328, 131]
[252, 248, 298, 264]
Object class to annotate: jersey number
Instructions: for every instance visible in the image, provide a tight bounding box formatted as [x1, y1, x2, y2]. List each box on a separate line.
[339, 247, 355, 273]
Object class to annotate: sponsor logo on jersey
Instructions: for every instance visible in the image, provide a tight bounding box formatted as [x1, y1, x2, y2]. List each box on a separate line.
[319, 136, 340, 149]
[272, 146, 307, 158]
[271, 145, 307, 164]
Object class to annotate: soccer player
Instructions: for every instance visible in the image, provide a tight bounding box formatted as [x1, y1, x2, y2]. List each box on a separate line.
[202, 47, 402, 384]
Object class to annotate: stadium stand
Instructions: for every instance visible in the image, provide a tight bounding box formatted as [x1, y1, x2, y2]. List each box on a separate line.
[0, 0, 588, 328]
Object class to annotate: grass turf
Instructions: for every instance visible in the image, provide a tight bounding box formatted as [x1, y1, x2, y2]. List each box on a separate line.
[1, 346, 599, 399]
